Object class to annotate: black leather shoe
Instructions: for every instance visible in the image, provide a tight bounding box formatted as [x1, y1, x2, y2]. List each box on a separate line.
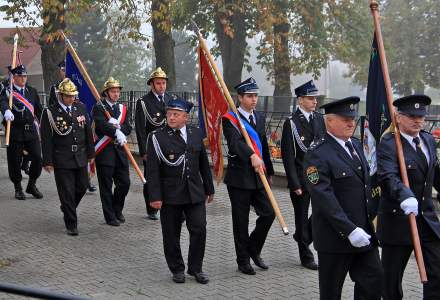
[238, 264, 256, 275]
[106, 219, 120, 226]
[26, 184, 43, 199]
[66, 228, 78, 236]
[172, 272, 185, 283]
[148, 213, 158, 220]
[187, 270, 209, 284]
[251, 254, 268, 270]
[88, 185, 97, 192]
[116, 214, 125, 223]
[302, 261, 318, 270]
[15, 189, 26, 200]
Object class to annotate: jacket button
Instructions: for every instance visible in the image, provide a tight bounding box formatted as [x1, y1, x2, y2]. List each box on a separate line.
[342, 172, 346, 176]
[392, 209, 397, 213]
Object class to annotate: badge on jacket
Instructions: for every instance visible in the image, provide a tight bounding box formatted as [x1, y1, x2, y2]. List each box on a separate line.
[306, 166, 319, 184]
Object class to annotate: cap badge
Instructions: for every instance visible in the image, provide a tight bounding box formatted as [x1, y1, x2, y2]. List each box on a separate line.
[415, 103, 420, 109]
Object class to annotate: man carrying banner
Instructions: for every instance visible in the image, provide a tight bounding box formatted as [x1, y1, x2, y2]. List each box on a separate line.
[40, 79, 95, 236]
[146, 98, 214, 284]
[48, 61, 66, 106]
[377, 95, 440, 300]
[304, 97, 383, 299]
[135, 67, 173, 220]
[222, 77, 275, 275]
[0, 64, 43, 200]
[92, 77, 131, 226]
[281, 80, 325, 270]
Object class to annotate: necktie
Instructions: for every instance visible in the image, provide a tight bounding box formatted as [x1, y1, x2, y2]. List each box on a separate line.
[66, 106, 71, 115]
[112, 104, 119, 117]
[249, 115, 256, 129]
[158, 94, 164, 102]
[175, 129, 186, 143]
[345, 141, 362, 170]
[309, 113, 314, 123]
[413, 137, 428, 168]
[20, 88, 24, 96]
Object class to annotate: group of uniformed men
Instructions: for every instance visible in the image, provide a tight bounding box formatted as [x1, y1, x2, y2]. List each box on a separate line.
[1, 61, 439, 297]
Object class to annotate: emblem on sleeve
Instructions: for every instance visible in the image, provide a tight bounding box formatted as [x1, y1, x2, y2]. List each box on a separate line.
[306, 166, 319, 184]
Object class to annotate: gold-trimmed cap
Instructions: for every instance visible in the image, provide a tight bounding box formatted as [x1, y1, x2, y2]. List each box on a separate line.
[58, 78, 78, 96]
[101, 77, 123, 96]
[147, 67, 168, 85]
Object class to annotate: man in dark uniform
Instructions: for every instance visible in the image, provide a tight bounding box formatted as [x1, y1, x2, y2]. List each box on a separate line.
[48, 61, 66, 106]
[135, 67, 173, 220]
[93, 77, 131, 226]
[304, 97, 383, 300]
[146, 98, 214, 284]
[0, 64, 43, 200]
[281, 80, 325, 270]
[40, 79, 95, 235]
[222, 77, 275, 275]
[377, 95, 440, 300]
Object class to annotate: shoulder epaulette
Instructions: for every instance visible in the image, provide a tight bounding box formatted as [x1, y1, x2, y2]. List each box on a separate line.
[307, 137, 325, 152]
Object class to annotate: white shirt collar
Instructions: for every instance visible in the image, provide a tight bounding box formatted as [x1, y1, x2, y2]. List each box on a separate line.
[238, 106, 255, 124]
[152, 91, 164, 102]
[297, 106, 313, 121]
[14, 84, 25, 92]
[176, 125, 187, 143]
[400, 131, 419, 145]
[105, 99, 117, 108]
[327, 131, 353, 157]
[58, 100, 71, 112]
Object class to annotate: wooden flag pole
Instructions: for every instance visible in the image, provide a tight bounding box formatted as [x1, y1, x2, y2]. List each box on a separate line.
[61, 32, 146, 184]
[370, 1, 427, 283]
[192, 22, 289, 235]
[5, 33, 19, 147]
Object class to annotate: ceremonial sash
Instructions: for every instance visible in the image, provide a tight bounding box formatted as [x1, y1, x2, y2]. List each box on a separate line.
[223, 111, 263, 160]
[95, 104, 127, 156]
[11, 90, 35, 116]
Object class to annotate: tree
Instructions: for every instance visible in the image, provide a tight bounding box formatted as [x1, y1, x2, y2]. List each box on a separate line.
[151, 0, 176, 90]
[173, 31, 197, 92]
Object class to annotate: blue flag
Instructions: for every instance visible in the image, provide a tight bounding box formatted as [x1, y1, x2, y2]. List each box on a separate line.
[366, 32, 391, 141]
[65, 48, 96, 116]
[363, 32, 391, 218]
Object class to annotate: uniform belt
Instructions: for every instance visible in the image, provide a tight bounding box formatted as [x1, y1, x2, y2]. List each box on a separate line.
[71, 145, 78, 152]
[24, 124, 32, 130]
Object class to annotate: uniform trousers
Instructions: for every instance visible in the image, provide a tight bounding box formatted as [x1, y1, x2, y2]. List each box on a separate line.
[7, 138, 42, 184]
[143, 160, 158, 215]
[290, 189, 314, 263]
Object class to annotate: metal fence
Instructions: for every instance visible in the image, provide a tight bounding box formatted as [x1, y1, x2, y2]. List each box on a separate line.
[39, 91, 440, 164]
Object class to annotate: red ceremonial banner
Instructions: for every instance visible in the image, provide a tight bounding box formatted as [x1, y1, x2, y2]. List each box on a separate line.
[198, 47, 229, 183]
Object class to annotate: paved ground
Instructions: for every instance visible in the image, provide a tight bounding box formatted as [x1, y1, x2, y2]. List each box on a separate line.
[0, 148, 423, 299]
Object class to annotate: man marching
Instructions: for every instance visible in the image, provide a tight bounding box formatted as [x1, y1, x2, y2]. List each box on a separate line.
[146, 98, 214, 284]
[0, 64, 43, 200]
[281, 80, 325, 270]
[92, 77, 131, 226]
[135, 67, 173, 220]
[40, 79, 95, 235]
[303, 97, 383, 299]
[222, 77, 275, 275]
[377, 95, 440, 300]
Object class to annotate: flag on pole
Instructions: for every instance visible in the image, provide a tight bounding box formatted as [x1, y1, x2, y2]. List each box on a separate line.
[198, 46, 229, 183]
[65, 48, 96, 116]
[363, 32, 391, 217]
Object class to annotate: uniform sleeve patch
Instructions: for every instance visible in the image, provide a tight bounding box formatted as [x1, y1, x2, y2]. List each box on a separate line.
[306, 166, 319, 184]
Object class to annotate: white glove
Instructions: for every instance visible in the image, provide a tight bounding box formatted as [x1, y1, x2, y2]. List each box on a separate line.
[4, 109, 14, 121]
[115, 129, 127, 146]
[348, 227, 371, 248]
[108, 117, 120, 129]
[400, 197, 418, 216]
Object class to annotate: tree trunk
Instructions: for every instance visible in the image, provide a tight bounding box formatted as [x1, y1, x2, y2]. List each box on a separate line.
[272, 5, 292, 112]
[151, 0, 176, 91]
[40, 0, 66, 94]
[214, 4, 247, 93]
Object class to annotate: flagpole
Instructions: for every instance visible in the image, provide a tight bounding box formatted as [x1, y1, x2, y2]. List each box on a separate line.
[61, 32, 146, 184]
[5, 33, 19, 147]
[192, 23, 289, 235]
[370, 1, 427, 283]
